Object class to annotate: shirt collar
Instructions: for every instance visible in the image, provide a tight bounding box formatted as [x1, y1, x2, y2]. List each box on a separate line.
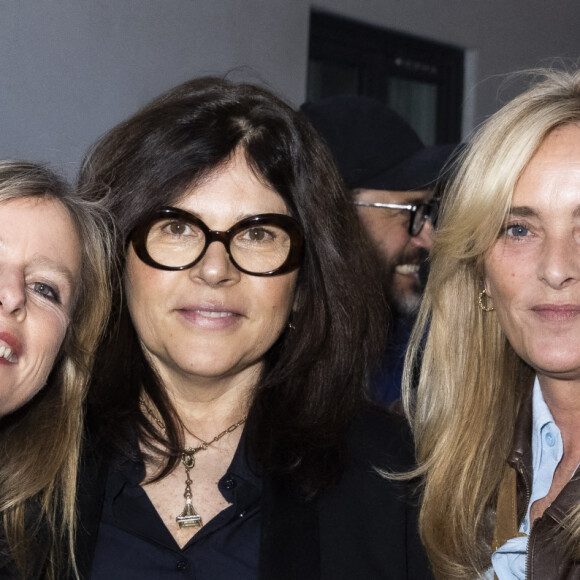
[531, 376, 555, 438]
[111, 427, 261, 493]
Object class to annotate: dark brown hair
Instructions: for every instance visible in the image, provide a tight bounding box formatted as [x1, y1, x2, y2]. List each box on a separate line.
[79, 77, 388, 496]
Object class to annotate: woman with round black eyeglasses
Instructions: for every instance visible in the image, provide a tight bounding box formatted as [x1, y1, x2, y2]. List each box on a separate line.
[74, 76, 432, 579]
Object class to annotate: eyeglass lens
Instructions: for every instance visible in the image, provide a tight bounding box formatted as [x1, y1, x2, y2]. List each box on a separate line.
[145, 215, 294, 274]
[411, 200, 439, 236]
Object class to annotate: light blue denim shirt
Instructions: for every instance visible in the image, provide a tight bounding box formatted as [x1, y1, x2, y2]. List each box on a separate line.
[484, 377, 563, 579]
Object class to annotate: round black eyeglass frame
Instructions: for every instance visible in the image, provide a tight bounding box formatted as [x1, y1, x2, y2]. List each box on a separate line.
[129, 206, 305, 277]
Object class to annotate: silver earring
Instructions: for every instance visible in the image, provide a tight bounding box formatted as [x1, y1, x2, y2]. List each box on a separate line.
[288, 321, 296, 330]
[478, 289, 495, 312]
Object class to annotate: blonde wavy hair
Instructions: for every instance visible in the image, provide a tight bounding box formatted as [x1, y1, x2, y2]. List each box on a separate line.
[404, 68, 580, 578]
[0, 161, 112, 578]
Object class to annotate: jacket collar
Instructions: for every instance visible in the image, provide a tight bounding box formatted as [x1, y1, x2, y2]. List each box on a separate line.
[507, 386, 534, 477]
[507, 382, 580, 528]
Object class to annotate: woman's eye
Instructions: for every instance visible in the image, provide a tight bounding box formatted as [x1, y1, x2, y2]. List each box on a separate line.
[32, 282, 59, 302]
[245, 228, 274, 242]
[165, 221, 190, 236]
[506, 224, 529, 238]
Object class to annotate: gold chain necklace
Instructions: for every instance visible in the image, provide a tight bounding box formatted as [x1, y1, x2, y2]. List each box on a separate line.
[139, 398, 247, 529]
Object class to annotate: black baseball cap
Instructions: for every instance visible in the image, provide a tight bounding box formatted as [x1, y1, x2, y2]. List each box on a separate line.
[300, 95, 457, 191]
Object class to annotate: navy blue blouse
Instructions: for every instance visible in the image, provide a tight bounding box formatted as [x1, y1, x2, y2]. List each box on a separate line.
[90, 437, 261, 580]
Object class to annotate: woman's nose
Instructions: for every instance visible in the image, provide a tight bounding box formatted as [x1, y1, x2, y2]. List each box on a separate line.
[538, 234, 580, 289]
[0, 269, 26, 316]
[191, 241, 241, 287]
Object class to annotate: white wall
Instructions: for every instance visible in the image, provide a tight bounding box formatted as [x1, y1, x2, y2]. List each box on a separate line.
[0, 0, 311, 175]
[1, 0, 579, 175]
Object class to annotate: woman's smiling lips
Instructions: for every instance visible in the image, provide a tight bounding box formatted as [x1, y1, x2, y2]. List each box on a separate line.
[531, 304, 580, 322]
[0, 331, 21, 364]
[176, 304, 243, 329]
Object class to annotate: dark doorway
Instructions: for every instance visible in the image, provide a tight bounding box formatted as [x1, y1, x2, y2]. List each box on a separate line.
[307, 10, 464, 145]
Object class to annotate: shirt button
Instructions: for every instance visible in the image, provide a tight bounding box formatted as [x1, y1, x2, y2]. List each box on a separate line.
[545, 432, 555, 447]
[223, 477, 237, 490]
[176, 560, 188, 571]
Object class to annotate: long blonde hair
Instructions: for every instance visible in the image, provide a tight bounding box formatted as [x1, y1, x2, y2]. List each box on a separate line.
[404, 69, 580, 578]
[0, 161, 112, 578]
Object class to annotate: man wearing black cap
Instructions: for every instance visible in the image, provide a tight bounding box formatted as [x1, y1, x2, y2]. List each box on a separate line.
[301, 95, 456, 404]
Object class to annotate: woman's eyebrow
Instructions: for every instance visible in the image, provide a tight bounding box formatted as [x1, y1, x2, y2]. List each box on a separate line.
[508, 206, 537, 217]
[0, 240, 76, 288]
[31, 255, 76, 287]
[509, 205, 580, 218]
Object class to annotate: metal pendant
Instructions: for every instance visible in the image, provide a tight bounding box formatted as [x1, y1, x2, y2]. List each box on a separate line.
[176, 454, 203, 529]
[176, 497, 203, 529]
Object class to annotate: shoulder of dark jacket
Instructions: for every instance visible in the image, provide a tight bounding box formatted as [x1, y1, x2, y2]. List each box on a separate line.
[74, 406, 113, 579]
[344, 402, 415, 472]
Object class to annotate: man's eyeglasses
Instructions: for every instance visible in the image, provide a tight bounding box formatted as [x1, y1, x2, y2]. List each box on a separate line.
[129, 207, 304, 276]
[354, 198, 439, 237]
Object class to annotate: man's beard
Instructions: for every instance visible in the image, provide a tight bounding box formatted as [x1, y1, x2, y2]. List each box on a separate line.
[380, 247, 430, 320]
